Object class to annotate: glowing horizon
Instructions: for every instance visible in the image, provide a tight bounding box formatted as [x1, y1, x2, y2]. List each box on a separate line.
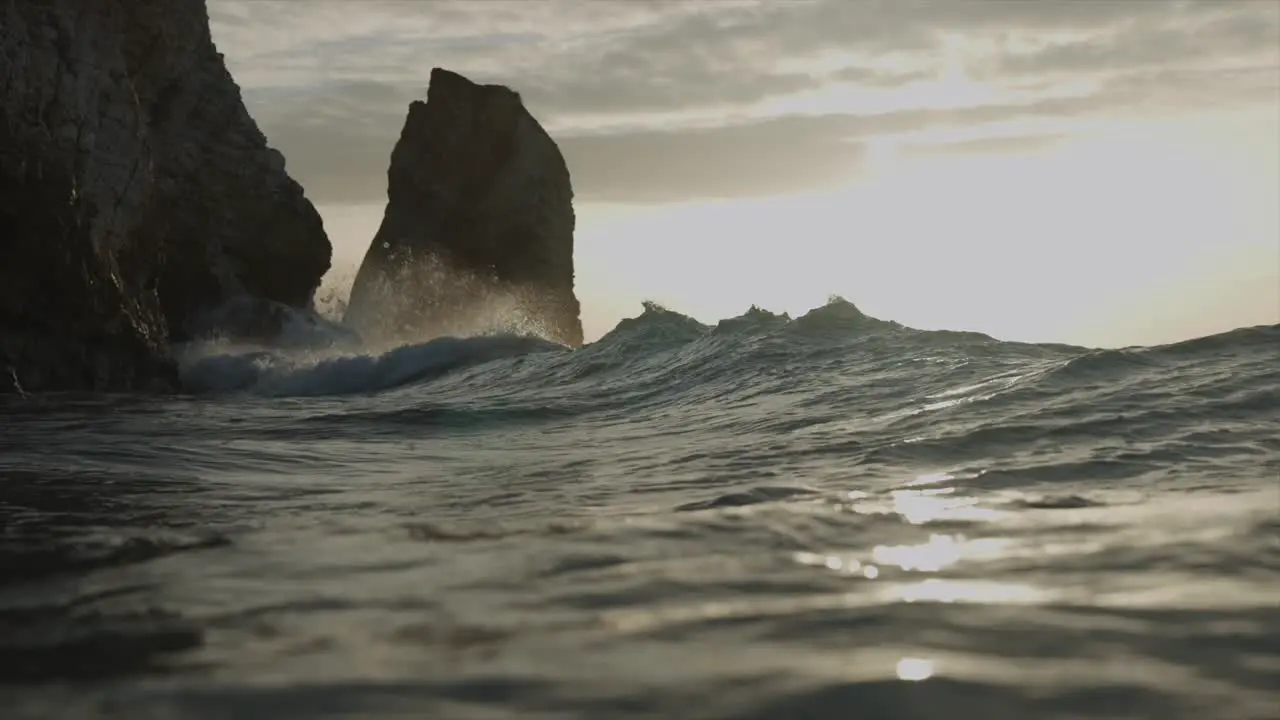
[316, 102, 1278, 348]
[212, 0, 1280, 349]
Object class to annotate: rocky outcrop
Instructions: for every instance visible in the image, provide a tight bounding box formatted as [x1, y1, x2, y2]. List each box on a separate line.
[344, 68, 582, 348]
[1, 0, 331, 393]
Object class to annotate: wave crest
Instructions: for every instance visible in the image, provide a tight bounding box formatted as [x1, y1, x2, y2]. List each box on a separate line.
[169, 288, 1274, 399]
[177, 333, 562, 396]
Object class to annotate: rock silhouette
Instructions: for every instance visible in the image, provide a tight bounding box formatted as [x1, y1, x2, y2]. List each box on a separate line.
[344, 68, 583, 348]
[0, 0, 331, 392]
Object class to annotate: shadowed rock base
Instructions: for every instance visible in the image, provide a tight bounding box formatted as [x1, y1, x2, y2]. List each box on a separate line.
[344, 68, 583, 349]
[0, 0, 331, 393]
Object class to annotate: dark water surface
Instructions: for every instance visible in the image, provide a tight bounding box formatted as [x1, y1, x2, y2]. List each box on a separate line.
[3, 301, 1278, 719]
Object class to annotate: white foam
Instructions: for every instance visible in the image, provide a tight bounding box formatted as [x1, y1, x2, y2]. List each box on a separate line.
[174, 295, 565, 397]
[177, 333, 563, 397]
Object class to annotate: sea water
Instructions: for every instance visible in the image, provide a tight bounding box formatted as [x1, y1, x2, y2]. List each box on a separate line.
[2, 299, 1277, 719]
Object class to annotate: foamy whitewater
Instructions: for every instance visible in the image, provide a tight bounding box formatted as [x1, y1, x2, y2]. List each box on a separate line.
[2, 297, 1277, 719]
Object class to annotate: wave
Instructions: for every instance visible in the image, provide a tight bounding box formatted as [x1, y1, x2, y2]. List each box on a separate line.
[170, 294, 1276, 400]
[594, 300, 711, 348]
[1151, 322, 1280, 356]
[176, 334, 564, 396]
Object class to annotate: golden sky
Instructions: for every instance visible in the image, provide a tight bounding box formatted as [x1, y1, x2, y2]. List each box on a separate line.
[210, 0, 1280, 347]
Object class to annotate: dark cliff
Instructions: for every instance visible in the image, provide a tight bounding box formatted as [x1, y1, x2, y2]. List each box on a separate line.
[344, 68, 582, 348]
[0, 0, 331, 392]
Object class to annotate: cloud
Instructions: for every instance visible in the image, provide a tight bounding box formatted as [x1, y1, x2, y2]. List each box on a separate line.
[900, 133, 1070, 161]
[208, 0, 1280, 205]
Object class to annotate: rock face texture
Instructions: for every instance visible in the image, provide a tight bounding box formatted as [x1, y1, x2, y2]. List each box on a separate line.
[0, 0, 331, 393]
[344, 68, 582, 348]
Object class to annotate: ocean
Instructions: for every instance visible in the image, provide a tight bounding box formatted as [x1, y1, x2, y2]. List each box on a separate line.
[2, 297, 1277, 719]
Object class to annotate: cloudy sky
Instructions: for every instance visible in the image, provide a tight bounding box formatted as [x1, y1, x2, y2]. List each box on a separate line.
[209, 0, 1279, 346]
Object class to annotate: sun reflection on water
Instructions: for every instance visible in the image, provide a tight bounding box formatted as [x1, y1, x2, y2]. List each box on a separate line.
[890, 578, 1045, 604]
[793, 474, 1045, 606]
[895, 657, 935, 681]
[872, 533, 1012, 572]
[906, 472, 954, 487]
[846, 472, 1004, 525]
[794, 550, 863, 574]
[849, 486, 1003, 524]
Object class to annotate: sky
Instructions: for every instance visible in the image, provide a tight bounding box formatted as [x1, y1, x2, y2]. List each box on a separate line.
[208, 0, 1280, 347]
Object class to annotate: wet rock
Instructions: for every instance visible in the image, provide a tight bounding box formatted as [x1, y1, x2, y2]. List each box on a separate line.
[344, 68, 582, 348]
[0, 0, 331, 393]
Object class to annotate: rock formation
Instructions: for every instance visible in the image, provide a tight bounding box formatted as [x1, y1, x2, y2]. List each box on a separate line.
[344, 68, 582, 348]
[1, 0, 331, 393]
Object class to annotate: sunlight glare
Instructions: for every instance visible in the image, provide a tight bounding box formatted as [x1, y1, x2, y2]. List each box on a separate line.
[849, 487, 1003, 525]
[906, 473, 955, 487]
[793, 551, 863, 575]
[890, 578, 1045, 605]
[871, 533, 1011, 572]
[554, 105, 1278, 348]
[896, 657, 935, 682]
